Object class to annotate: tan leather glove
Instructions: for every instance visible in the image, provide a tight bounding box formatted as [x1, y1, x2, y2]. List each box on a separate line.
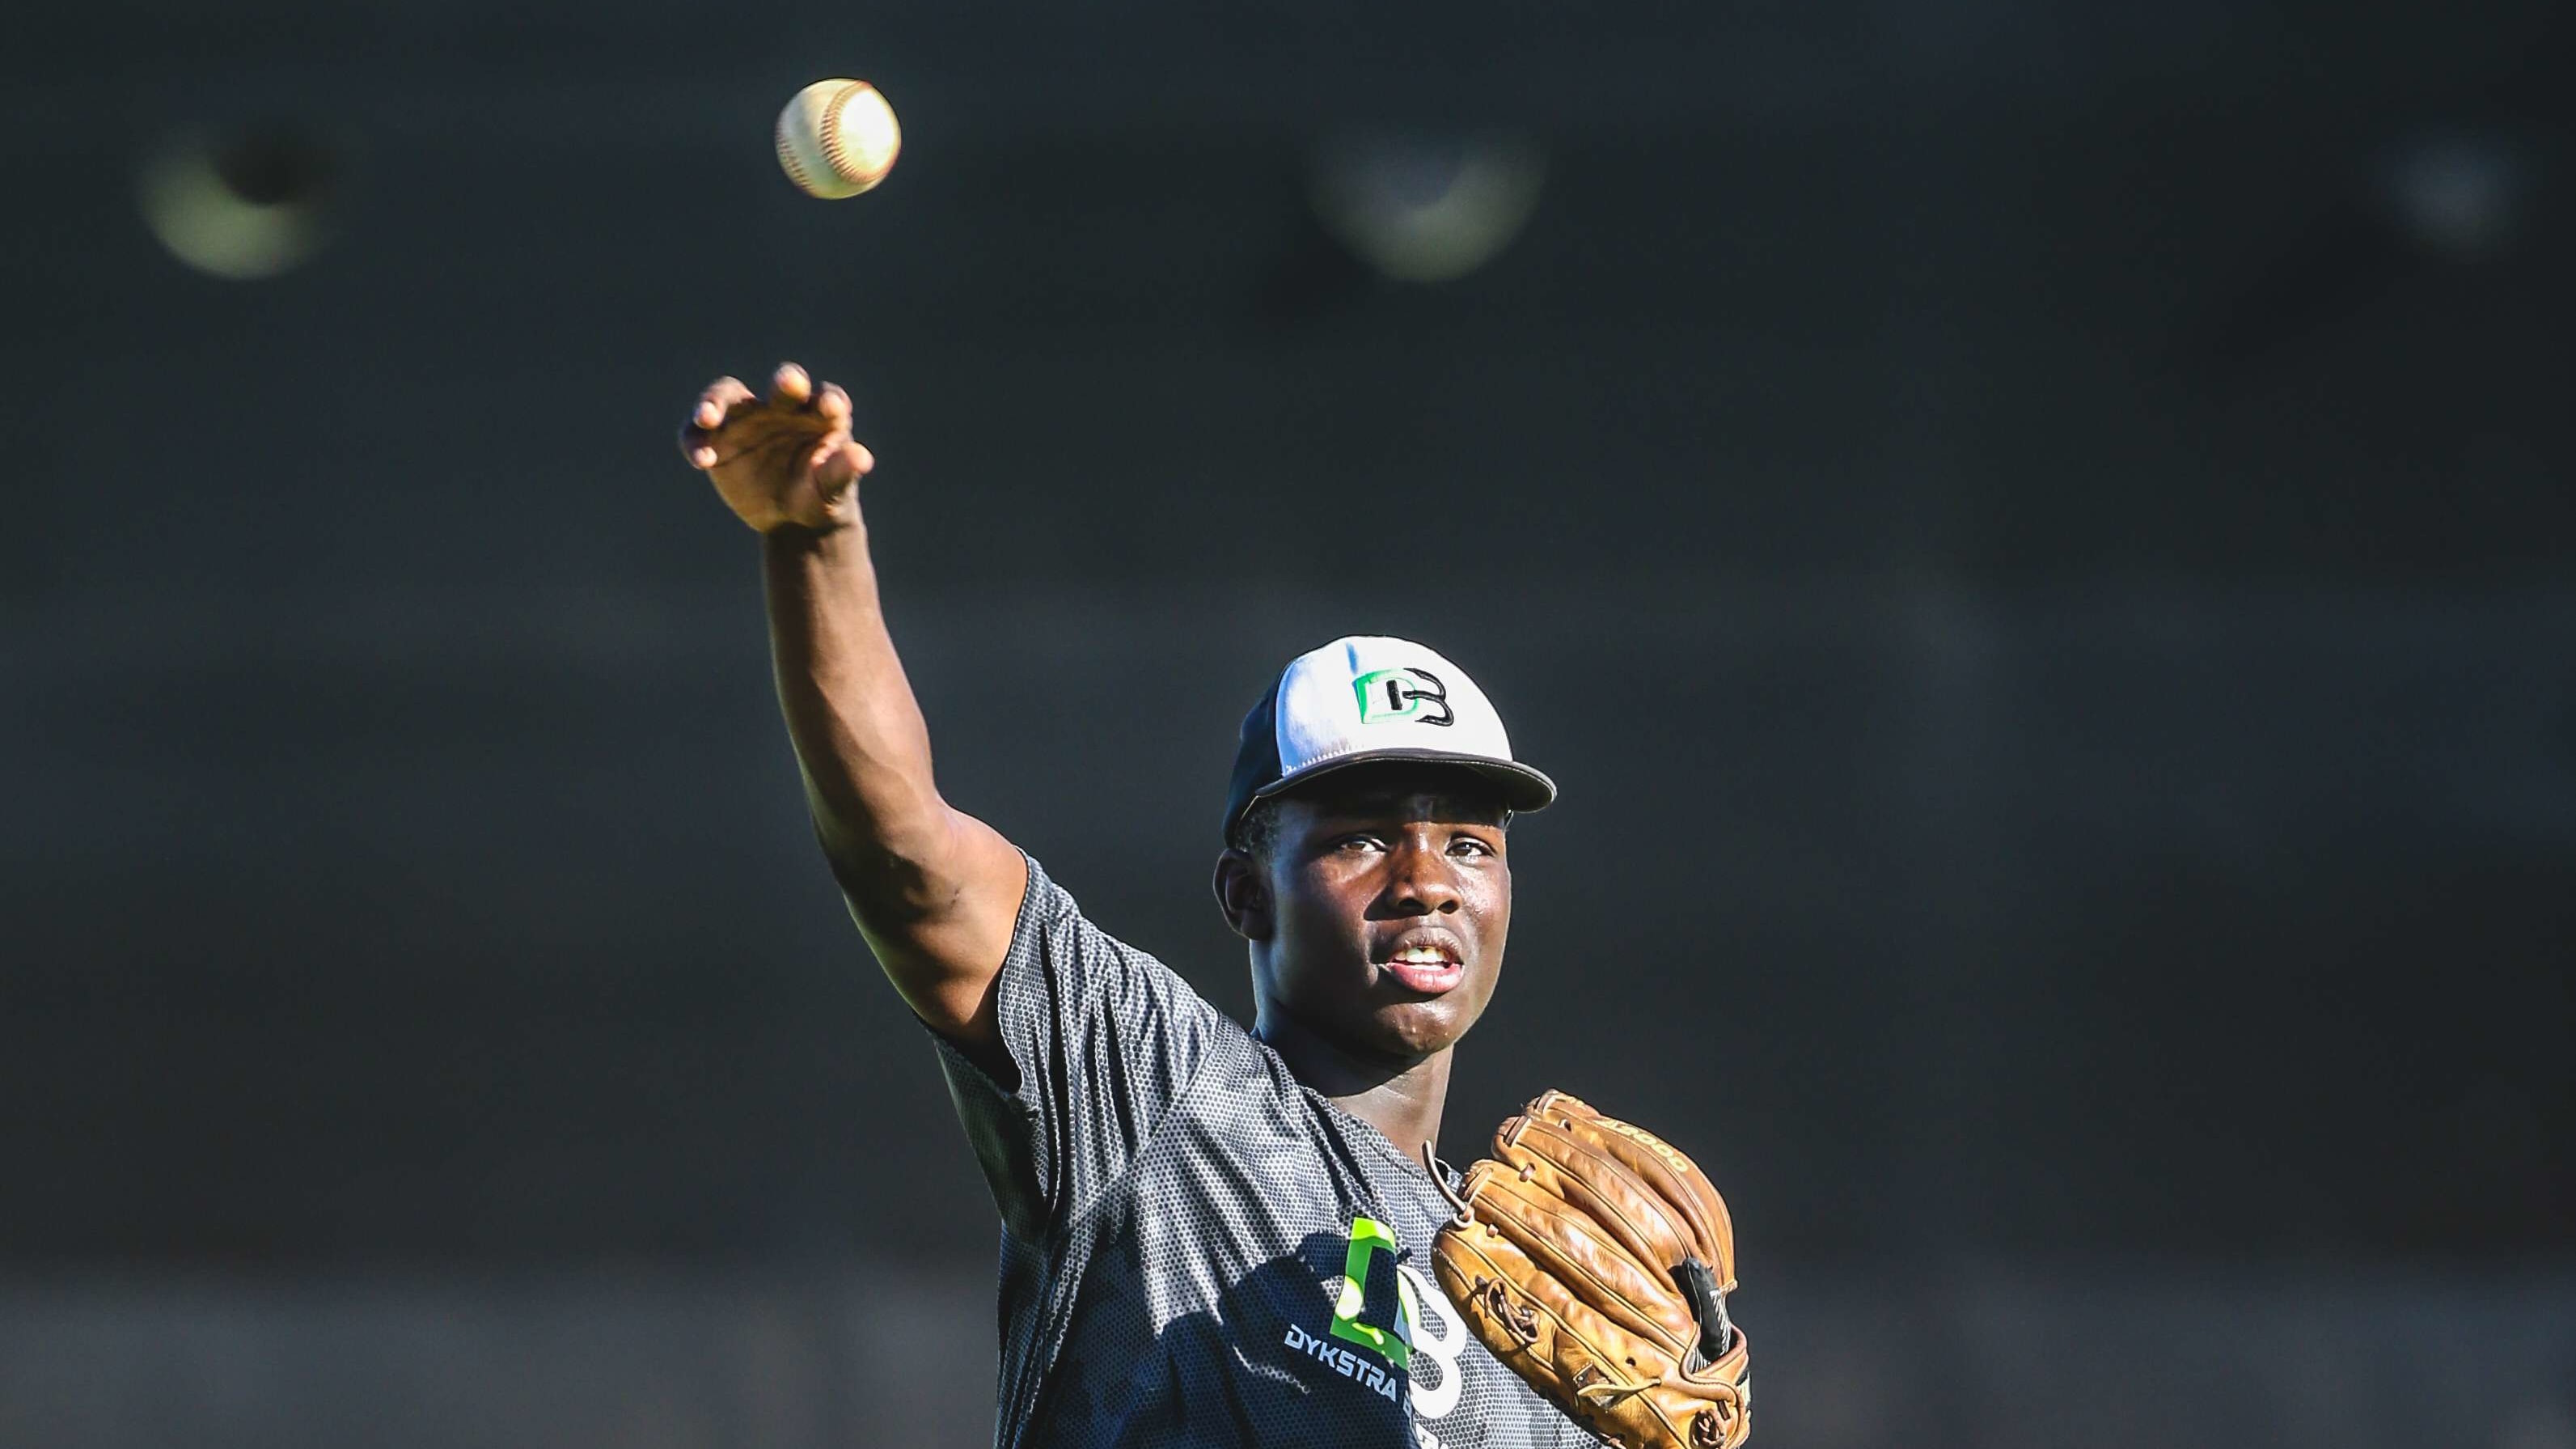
[1432, 1091, 1751, 1449]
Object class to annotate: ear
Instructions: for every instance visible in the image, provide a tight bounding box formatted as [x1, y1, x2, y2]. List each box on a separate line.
[1212, 849, 1272, 942]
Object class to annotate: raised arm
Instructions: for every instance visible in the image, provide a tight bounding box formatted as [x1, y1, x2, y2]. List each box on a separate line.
[679, 363, 1026, 1047]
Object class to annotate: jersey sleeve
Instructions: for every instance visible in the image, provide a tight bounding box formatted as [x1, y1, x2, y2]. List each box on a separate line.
[930, 854, 1230, 1240]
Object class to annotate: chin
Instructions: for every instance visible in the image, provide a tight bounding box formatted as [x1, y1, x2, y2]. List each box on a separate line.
[1367, 999, 1476, 1058]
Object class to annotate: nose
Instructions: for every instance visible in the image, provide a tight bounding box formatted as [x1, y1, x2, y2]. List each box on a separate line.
[1384, 831, 1462, 916]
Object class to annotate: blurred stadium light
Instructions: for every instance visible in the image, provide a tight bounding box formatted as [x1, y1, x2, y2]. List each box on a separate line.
[2380, 130, 2532, 260]
[1308, 135, 1546, 282]
[138, 125, 341, 280]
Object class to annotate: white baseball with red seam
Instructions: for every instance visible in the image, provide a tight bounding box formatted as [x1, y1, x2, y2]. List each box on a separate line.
[774, 79, 901, 198]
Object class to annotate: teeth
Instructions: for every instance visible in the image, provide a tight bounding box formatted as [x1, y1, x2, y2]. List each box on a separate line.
[1393, 948, 1452, 965]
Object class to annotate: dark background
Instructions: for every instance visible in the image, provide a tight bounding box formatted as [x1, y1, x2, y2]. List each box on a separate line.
[2, 2, 2570, 1445]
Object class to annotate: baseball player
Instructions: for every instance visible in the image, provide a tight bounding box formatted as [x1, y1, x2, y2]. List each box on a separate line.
[681, 362, 1601, 1448]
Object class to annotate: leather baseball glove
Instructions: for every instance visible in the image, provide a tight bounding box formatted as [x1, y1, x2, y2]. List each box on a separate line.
[1429, 1091, 1751, 1449]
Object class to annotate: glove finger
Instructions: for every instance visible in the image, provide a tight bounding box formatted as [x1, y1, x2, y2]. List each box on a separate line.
[1465, 1165, 1700, 1356]
[1508, 1095, 1736, 1288]
[1500, 1117, 1697, 1286]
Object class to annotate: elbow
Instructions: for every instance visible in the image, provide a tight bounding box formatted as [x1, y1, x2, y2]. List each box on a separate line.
[814, 808, 969, 923]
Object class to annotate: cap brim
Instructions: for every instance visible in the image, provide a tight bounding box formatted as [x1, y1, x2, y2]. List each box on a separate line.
[1249, 748, 1558, 816]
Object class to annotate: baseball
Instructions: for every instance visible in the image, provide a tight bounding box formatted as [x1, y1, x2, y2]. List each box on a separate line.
[774, 79, 901, 199]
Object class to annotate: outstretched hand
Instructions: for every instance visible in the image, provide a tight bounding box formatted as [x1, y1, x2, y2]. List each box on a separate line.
[679, 362, 876, 532]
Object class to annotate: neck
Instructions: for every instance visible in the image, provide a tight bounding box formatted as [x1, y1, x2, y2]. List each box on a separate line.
[1254, 1003, 1451, 1171]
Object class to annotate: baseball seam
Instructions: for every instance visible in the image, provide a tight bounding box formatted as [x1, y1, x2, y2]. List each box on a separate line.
[776, 112, 818, 194]
[818, 81, 862, 185]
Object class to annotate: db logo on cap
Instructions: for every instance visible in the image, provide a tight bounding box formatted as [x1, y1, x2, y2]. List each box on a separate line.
[1352, 667, 1453, 727]
[1220, 634, 1557, 844]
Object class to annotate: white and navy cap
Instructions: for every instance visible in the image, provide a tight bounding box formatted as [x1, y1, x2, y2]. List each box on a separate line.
[1222, 635, 1557, 842]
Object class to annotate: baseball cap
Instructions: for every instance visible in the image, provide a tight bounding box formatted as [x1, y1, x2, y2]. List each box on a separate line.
[1222, 635, 1557, 843]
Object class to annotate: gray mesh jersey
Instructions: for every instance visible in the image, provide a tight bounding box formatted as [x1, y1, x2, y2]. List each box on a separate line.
[932, 858, 1601, 1449]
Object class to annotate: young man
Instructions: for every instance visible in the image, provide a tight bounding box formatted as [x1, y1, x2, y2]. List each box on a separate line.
[681, 364, 1595, 1447]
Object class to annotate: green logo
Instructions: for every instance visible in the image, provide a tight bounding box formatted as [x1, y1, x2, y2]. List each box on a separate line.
[1351, 668, 1454, 727]
[1328, 1216, 1420, 1369]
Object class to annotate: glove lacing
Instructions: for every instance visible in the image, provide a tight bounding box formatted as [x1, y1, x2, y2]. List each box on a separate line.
[1422, 1142, 1476, 1228]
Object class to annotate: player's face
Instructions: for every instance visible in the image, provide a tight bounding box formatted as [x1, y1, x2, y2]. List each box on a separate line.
[1252, 768, 1513, 1062]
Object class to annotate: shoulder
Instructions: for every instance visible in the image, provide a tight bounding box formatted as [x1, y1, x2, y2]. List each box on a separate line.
[1154, 1021, 1335, 1159]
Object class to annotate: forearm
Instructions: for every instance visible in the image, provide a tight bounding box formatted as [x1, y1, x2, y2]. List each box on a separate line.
[761, 513, 1028, 1040]
[761, 519, 958, 918]
[690, 361, 1021, 1040]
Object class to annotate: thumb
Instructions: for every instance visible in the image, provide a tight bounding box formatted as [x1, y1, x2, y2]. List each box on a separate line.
[814, 437, 873, 498]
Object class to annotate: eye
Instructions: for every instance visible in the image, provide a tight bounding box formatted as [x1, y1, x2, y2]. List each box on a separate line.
[1335, 833, 1386, 854]
[1448, 835, 1497, 858]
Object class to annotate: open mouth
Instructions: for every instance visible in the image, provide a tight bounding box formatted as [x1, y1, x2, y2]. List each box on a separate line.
[1378, 934, 1466, 995]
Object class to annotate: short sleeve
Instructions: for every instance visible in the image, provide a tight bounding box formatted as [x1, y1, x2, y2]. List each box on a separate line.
[932, 855, 1230, 1240]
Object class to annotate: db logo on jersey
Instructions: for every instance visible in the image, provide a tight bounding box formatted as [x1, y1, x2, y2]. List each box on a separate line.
[1280, 1218, 1468, 1421]
[1352, 667, 1454, 727]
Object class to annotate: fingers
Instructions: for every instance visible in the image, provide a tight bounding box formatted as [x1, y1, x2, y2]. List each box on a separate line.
[678, 366, 856, 474]
[809, 435, 875, 498]
[699, 375, 755, 423]
[769, 362, 813, 408]
[679, 375, 757, 467]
